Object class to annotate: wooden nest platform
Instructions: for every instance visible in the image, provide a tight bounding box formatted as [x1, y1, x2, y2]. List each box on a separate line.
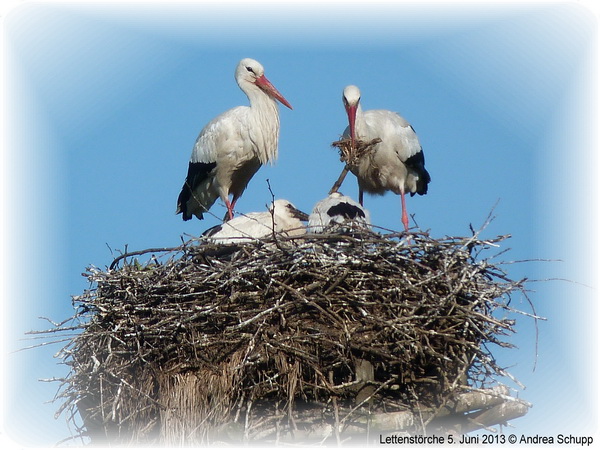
[47, 229, 535, 446]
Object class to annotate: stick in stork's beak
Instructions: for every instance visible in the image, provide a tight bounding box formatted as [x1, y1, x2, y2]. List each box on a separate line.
[255, 75, 293, 109]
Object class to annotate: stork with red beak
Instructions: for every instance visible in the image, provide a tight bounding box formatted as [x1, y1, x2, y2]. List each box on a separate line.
[177, 58, 292, 221]
[342, 85, 430, 232]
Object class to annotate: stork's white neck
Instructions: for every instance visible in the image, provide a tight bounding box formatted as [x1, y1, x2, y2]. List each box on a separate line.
[353, 103, 368, 138]
[241, 81, 281, 164]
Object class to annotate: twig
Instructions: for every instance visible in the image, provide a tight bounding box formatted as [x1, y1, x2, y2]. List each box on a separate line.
[329, 165, 351, 194]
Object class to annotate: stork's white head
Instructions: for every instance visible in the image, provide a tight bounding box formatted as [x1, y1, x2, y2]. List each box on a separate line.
[270, 199, 309, 222]
[269, 199, 308, 237]
[236, 58, 292, 109]
[237, 58, 265, 84]
[343, 85, 361, 107]
[342, 85, 362, 147]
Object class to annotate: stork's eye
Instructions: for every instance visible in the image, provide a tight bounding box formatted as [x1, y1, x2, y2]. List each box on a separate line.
[246, 66, 255, 74]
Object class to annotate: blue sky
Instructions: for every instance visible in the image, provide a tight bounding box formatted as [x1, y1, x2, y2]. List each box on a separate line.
[1, 1, 598, 446]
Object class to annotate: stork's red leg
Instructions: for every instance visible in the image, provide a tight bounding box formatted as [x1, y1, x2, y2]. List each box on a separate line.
[400, 191, 409, 232]
[225, 198, 235, 221]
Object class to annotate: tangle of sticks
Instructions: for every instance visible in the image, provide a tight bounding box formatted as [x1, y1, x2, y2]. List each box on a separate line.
[42, 228, 537, 445]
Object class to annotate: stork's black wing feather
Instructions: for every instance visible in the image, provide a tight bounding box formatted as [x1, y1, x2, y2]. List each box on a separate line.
[327, 202, 366, 220]
[404, 149, 431, 196]
[177, 162, 217, 220]
[202, 223, 223, 237]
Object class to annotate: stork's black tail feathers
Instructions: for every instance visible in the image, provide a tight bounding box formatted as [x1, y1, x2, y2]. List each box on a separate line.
[405, 149, 431, 196]
[176, 162, 217, 220]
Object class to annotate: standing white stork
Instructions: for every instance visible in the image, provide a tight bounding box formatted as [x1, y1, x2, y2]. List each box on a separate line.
[202, 199, 308, 244]
[342, 85, 430, 232]
[177, 58, 292, 221]
[308, 192, 370, 233]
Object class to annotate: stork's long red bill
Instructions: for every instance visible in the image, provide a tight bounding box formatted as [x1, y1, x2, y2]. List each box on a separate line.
[345, 103, 358, 149]
[255, 75, 293, 110]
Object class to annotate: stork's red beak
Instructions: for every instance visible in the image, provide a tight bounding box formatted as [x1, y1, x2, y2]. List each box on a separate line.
[255, 75, 293, 109]
[345, 103, 357, 149]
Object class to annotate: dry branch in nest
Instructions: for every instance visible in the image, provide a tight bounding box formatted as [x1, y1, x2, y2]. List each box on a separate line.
[44, 228, 536, 446]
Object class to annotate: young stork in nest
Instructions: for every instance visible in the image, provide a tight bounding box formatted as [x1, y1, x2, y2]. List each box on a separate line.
[202, 199, 308, 244]
[308, 192, 370, 233]
[177, 58, 292, 221]
[342, 85, 430, 232]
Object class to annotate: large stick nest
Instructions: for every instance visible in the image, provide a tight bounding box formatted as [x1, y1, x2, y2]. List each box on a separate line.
[48, 228, 535, 445]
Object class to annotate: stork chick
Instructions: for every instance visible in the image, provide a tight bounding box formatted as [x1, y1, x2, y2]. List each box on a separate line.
[308, 192, 370, 233]
[203, 199, 308, 244]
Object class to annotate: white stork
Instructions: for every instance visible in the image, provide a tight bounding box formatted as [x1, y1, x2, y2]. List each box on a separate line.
[308, 192, 370, 233]
[177, 58, 292, 221]
[202, 199, 308, 244]
[342, 85, 430, 232]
